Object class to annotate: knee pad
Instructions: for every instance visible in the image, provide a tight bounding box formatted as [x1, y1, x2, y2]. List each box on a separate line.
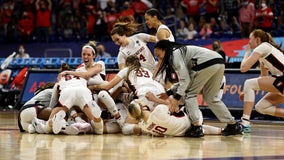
[122, 123, 136, 135]
[255, 99, 276, 115]
[98, 90, 119, 116]
[88, 100, 102, 118]
[243, 78, 260, 102]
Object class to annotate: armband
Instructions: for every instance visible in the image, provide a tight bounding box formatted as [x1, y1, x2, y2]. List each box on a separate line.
[173, 93, 182, 101]
[166, 89, 174, 96]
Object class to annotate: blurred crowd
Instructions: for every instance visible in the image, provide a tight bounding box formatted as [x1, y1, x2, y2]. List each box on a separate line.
[0, 0, 284, 44]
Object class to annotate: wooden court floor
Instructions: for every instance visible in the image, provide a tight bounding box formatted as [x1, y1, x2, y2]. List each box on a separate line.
[0, 110, 284, 160]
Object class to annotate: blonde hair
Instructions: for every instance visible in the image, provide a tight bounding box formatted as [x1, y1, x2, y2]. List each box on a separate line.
[128, 100, 143, 121]
[125, 55, 142, 82]
[82, 40, 97, 55]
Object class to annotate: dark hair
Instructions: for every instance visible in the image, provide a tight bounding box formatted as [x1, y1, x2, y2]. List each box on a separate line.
[34, 81, 55, 95]
[154, 40, 183, 83]
[145, 8, 164, 21]
[59, 63, 70, 72]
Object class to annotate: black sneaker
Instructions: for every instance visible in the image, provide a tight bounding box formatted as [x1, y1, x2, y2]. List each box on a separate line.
[184, 125, 204, 137]
[222, 122, 243, 136]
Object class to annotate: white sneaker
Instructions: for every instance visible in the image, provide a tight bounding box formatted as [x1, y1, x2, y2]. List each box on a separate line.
[61, 124, 80, 135]
[91, 120, 103, 135]
[32, 117, 47, 134]
[52, 110, 66, 134]
[72, 122, 91, 133]
[116, 117, 125, 128]
[28, 124, 36, 134]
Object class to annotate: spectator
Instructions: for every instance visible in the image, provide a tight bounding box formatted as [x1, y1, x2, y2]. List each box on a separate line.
[16, 45, 30, 58]
[255, 0, 274, 33]
[131, 0, 148, 23]
[199, 23, 212, 39]
[94, 10, 108, 41]
[209, 17, 221, 38]
[239, 0, 255, 38]
[212, 40, 227, 62]
[222, 0, 241, 25]
[35, 0, 52, 43]
[95, 44, 112, 61]
[181, 0, 203, 25]
[118, 1, 135, 20]
[211, 40, 227, 100]
[17, 11, 34, 42]
[0, 1, 14, 38]
[187, 22, 198, 40]
[204, 0, 219, 24]
[176, 19, 190, 40]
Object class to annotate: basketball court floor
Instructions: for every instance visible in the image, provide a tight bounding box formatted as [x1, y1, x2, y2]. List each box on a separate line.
[0, 110, 284, 160]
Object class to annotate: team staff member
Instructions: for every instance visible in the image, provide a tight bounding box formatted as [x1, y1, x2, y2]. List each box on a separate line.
[153, 40, 243, 137]
[239, 29, 284, 133]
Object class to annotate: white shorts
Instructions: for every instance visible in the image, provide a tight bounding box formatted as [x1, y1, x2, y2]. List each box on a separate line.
[59, 87, 93, 110]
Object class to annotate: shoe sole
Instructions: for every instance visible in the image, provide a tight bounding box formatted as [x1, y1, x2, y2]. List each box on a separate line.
[61, 125, 80, 135]
[52, 110, 66, 134]
[32, 117, 46, 134]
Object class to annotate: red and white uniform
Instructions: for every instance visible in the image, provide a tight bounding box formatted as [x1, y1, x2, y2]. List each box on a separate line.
[117, 67, 165, 108]
[139, 104, 190, 136]
[254, 42, 284, 76]
[117, 33, 156, 73]
[156, 24, 175, 42]
[76, 60, 106, 85]
[58, 74, 92, 110]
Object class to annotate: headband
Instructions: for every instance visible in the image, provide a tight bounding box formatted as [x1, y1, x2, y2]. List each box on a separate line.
[82, 45, 96, 55]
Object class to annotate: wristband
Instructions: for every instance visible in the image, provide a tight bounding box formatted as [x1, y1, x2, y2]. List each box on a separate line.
[166, 89, 174, 96]
[173, 93, 182, 101]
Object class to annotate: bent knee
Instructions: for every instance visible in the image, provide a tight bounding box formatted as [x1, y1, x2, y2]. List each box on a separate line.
[255, 100, 275, 115]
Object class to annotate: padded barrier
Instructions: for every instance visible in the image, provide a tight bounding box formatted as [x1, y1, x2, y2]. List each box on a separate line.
[3, 57, 118, 69]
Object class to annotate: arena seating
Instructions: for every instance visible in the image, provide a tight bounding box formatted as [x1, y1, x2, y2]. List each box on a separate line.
[3, 57, 118, 70]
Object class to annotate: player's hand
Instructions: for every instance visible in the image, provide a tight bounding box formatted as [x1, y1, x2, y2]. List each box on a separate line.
[145, 92, 155, 101]
[239, 92, 244, 101]
[168, 97, 179, 113]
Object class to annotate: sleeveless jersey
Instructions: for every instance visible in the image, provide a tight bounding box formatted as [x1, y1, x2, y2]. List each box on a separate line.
[139, 104, 190, 136]
[254, 42, 284, 76]
[117, 33, 156, 73]
[76, 60, 106, 85]
[156, 24, 175, 42]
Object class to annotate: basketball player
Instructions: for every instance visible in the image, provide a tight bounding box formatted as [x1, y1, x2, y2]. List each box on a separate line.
[89, 55, 165, 110]
[239, 29, 284, 133]
[46, 63, 103, 135]
[144, 8, 177, 89]
[110, 17, 157, 73]
[128, 99, 222, 137]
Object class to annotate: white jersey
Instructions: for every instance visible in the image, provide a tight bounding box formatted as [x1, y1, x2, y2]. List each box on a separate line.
[254, 42, 284, 76]
[58, 74, 92, 109]
[117, 67, 165, 108]
[58, 74, 87, 90]
[117, 33, 156, 73]
[139, 105, 190, 136]
[76, 60, 106, 85]
[156, 24, 175, 42]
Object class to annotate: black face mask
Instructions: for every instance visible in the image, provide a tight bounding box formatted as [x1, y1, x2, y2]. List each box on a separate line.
[212, 44, 219, 50]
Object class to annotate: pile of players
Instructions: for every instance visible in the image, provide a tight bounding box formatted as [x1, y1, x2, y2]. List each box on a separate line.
[18, 9, 241, 137]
